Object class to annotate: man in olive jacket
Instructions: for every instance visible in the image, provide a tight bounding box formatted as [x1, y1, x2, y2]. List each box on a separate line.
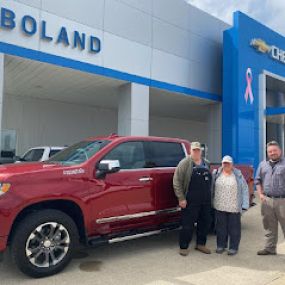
[173, 142, 212, 256]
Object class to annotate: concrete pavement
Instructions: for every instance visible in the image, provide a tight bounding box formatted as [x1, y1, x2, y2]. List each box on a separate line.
[1, 201, 285, 285]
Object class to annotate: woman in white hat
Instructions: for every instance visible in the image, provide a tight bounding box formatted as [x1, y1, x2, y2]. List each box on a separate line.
[212, 155, 249, 255]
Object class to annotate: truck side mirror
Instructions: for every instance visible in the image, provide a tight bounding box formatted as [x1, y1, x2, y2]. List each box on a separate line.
[96, 160, 120, 179]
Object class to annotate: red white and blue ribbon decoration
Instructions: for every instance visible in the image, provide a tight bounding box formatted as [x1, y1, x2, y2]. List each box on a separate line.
[244, 68, 254, 104]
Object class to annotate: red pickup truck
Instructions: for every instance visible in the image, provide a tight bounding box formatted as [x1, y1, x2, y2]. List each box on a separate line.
[0, 135, 253, 278]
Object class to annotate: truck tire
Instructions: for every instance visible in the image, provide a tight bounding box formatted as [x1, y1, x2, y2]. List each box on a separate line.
[10, 209, 79, 278]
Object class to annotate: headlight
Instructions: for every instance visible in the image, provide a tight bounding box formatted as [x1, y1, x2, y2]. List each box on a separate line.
[0, 183, 11, 196]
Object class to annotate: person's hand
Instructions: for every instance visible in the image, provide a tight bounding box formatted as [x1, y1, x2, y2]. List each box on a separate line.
[179, 200, 187, 209]
[260, 193, 266, 203]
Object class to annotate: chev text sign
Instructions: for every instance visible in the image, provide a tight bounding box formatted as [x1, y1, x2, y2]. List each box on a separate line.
[250, 38, 285, 64]
[0, 6, 101, 54]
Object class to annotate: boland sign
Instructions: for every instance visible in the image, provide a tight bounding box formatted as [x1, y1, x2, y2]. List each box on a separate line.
[250, 38, 285, 64]
[0, 7, 101, 54]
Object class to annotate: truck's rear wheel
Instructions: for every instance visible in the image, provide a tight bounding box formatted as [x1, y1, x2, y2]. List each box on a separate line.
[11, 209, 79, 278]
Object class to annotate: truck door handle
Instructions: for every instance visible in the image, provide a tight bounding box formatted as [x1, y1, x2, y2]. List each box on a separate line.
[139, 177, 153, 182]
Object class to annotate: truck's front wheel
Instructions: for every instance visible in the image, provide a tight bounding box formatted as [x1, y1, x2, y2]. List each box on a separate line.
[11, 209, 79, 278]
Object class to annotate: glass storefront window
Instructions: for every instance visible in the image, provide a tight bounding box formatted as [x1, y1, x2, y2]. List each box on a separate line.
[0, 129, 17, 163]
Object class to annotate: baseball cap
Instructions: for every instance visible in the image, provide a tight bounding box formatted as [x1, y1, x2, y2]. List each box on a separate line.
[191, 142, 201, 150]
[222, 155, 233, 164]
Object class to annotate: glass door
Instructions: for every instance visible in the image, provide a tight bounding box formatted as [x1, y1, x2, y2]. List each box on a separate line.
[266, 115, 285, 153]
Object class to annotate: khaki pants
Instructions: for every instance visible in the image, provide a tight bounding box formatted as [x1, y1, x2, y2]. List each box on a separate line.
[261, 196, 285, 252]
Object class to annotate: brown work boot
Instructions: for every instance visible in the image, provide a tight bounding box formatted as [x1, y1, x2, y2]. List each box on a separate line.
[179, 248, 190, 256]
[195, 245, 211, 254]
[257, 249, 276, 255]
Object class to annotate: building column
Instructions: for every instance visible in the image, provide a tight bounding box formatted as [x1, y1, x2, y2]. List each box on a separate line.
[259, 73, 267, 162]
[207, 103, 222, 162]
[118, 83, 149, 136]
[0, 53, 4, 152]
[277, 92, 285, 153]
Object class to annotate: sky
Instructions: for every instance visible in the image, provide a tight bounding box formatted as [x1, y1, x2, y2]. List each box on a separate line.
[186, 0, 285, 36]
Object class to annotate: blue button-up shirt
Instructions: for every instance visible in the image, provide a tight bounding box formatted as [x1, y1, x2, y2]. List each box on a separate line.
[255, 158, 285, 196]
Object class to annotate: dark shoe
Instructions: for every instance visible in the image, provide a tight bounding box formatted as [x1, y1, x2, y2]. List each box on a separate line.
[257, 249, 276, 255]
[195, 245, 211, 254]
[179, 248, 190, 256]
[228, 249, 238, 256]
[216, 248, 225, 254]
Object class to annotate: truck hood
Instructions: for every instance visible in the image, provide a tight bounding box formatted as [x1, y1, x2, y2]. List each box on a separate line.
[0, 162, 64, 178]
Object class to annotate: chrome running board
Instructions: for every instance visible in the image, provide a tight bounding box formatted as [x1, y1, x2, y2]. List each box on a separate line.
[88, 222, 180, 247]
[108, 230, 162, 244]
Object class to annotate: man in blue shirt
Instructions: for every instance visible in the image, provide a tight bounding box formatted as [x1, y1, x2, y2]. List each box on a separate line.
[255, 141, 285, 255]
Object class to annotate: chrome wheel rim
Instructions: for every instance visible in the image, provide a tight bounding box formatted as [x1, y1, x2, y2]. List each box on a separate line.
[25, 222, 70, 268]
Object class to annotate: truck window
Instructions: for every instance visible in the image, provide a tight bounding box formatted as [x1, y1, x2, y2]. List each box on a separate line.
[145, 142, 185, 168]
[103, 141, 145, 170]
[49, 149, 62, 158]
[23, 149, 45, 162]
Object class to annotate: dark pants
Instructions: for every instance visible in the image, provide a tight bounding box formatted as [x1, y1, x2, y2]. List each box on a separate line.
[216, 210, 241, 250]
[179, 204, 212, 249]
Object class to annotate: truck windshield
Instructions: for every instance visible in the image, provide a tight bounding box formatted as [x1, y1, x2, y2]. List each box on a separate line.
[46, 140, 110, 165]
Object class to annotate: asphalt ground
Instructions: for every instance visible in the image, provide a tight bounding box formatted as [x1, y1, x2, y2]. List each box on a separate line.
[1, 201, 285, 285]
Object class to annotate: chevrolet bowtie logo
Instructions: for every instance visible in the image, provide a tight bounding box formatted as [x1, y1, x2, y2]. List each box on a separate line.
[250, 38, 285, 65]
[250, 38, 271, 53]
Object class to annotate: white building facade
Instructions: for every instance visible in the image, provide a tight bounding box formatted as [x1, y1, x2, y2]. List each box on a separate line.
[0, 0, 229, 161]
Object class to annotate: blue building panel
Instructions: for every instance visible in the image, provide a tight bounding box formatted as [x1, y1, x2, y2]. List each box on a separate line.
[223, 11, 285, 170]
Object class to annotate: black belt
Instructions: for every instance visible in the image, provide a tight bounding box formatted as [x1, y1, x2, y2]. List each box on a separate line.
[264, 194, 285, 199]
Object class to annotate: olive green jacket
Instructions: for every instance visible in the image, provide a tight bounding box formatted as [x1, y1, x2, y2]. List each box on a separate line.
[173, 156, 210, 201]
